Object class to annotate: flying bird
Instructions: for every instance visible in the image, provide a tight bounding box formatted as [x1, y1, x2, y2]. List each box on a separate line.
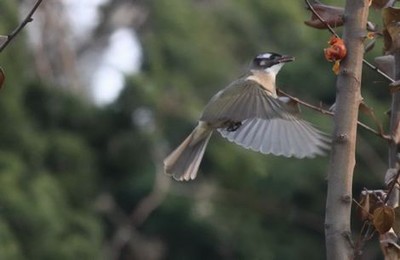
[164, 52, 330, 181]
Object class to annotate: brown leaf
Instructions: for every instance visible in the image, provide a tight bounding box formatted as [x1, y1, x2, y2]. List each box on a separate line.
[359, 193, 371, 221]
[304, 1, 344, 29]
[373, 206, 395, 234]
[332, 60, 340, 75]
[393, 121, 400, 145]
[392, 207, 400, 236]
[359, 191, 384, 221]
[371, 0, 395, 9]
[383, 7, 400, 53]
[380, 232, 400, 258]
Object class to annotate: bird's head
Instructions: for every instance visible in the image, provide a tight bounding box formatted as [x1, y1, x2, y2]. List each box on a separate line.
[251, 52, 295, 75]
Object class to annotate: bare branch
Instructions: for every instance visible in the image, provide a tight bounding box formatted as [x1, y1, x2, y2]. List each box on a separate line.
[277, 89, 390, 140]
[0, 0, 43, 52]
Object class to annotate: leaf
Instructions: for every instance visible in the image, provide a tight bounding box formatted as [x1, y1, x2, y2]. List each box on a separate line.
[392, 207, 400, 236]
[371, 0, 395, 10]
[358, 191, 384, 221]
[383, 7, 400, 53]
[373, 206, 395, 234]
[358, 192, 371, 221]
[304, 1, 344, 29]
[332, 60, 340, 75]
[374, 55, 394, 78]
[385, 168, 399, 186]
[393, 121, 400, 145]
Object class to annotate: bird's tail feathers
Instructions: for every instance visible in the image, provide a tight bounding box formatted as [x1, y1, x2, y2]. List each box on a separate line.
[164, 125, 212, 181]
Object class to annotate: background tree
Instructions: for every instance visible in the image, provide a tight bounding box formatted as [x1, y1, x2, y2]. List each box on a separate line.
[0, 0, 395, 259]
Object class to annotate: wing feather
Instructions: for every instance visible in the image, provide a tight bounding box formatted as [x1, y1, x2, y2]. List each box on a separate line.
[201, 77, 330, 158]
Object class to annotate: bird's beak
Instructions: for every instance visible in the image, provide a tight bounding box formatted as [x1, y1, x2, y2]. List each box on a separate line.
[277, 55, 295, 63]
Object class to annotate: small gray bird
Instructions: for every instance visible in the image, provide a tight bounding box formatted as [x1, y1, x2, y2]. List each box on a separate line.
[164, 52, 330, 181]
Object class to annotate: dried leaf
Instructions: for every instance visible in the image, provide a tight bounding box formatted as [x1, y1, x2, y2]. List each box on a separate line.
[385, 168, 399, 186]
[383, 7, 400, 53]
[359, 191, 384, 221]
[359, 192, 371, 221]
[373, 206, 395, 234]
[393, 121, 400, 145]
[392, 207, 400, 236]
[304, 1, 344, 29]
[374, 55, 395, 78]
[332, 60, 340, 75]
[380, 232, 400, 258]
[371, 0, 395, 10]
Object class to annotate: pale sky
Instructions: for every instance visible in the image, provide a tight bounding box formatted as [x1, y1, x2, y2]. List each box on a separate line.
[63, 0, 142, 105]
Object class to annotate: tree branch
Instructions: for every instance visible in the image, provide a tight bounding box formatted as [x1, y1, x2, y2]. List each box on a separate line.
[305, 0, 394, 83]
[0, 0, 43, 52]
[277, 89, 390, 140]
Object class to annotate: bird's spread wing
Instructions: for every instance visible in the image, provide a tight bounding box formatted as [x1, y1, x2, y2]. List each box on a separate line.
[218, 118, 330, 158]
[200, 78, 331, 158]
[200, 79, 288, 123]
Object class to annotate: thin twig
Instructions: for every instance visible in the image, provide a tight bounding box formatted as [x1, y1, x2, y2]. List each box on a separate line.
[304, 0, 395, 83]
[352, 198, 373, 220]
[0, 0, 43, 52]
[278, 89, 391, 140]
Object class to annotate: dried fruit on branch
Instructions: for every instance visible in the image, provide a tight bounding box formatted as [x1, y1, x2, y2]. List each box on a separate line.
[324, 36, 347, 74]
[304, 1, 344, 29]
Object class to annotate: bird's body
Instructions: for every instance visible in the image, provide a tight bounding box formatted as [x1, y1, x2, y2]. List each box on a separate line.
[164, 52, 330, 181]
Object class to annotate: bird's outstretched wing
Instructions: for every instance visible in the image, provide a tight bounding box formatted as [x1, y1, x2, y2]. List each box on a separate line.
[200, 79, 331, 158]
[200, 79, 286, 123]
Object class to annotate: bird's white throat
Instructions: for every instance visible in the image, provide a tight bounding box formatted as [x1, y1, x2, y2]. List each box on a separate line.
[263, 63, 284, 76]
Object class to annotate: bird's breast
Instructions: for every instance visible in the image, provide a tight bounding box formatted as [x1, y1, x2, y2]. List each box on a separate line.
[246, 70, 277, 97]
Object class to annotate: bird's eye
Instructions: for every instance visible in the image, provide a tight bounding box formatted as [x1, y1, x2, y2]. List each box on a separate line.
[259, 60, 267, 66]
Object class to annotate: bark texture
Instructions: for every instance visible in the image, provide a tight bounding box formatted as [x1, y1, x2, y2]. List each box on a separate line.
[325, 1, 369, 259]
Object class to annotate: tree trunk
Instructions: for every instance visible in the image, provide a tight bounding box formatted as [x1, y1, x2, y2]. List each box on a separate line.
[325, 0, 369, 259]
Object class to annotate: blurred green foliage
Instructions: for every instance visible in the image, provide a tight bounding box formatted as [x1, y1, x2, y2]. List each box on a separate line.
[0, 0, 391, 259]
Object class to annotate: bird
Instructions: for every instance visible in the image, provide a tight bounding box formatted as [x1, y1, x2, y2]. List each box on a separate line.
[164, 52, 330, 181]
